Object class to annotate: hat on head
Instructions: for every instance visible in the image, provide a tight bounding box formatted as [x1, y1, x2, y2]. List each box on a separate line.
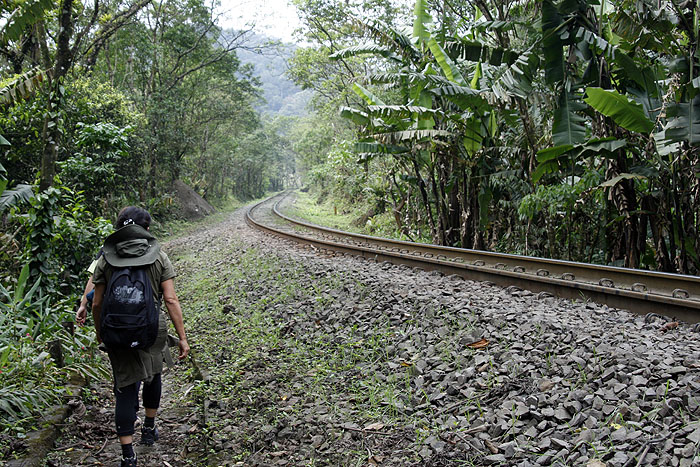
[103, 224, 161, 267]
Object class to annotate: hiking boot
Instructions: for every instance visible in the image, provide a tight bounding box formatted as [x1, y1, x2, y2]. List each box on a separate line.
[141, 425, 159, 446]
[120, 456, 137, 467]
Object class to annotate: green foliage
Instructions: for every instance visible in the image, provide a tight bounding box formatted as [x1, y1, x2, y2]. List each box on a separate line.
[0, 263, 106, 435]
[584, 88, 655, 134]
[18, 181, 112, 291]
[58, 122, 133, 201]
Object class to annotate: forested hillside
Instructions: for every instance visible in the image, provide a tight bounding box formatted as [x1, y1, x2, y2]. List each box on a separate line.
[234, 33, 311, 116]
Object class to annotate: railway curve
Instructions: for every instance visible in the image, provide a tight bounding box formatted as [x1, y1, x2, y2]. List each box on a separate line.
[247, 192, 700, 324]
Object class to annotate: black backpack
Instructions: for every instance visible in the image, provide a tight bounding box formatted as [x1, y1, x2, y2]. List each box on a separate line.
[100, 267, 159, 350]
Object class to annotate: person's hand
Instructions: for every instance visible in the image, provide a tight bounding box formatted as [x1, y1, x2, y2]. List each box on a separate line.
[76, 304, 87, 325]
[178, 338, 190, 360]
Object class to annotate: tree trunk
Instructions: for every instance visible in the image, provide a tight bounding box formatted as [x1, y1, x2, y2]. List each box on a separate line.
[39, 0, 75, 191]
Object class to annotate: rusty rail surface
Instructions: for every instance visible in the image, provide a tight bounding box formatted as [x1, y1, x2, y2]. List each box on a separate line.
[246, 193, 700, 324]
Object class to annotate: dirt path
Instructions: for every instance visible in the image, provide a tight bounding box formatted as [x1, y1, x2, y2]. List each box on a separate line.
[45, 204, 700, 467]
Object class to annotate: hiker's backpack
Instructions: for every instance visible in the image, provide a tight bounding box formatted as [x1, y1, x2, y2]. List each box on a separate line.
[100, 267, 159, 350]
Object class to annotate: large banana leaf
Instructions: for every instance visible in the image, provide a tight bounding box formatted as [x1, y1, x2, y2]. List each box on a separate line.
[412, 0, 432, 45]
[351, 19, 421, 65]
[0, 67, 52, 106]
[373, 129, 453, 144]
[491, 50, 539, 100]
[542, 0, 564, 84]
[369, 71, 449, 88]
[463, 117, 483, 156]
[663, 95, 700, 146]
[330, 44, 399, 62]
[367, 105, 442, 119]
[340, 106, 370, 125]
[532, 145, 574, 183]
[575, 28, 656, 93]
[0, 184, 35, 212]
[430, 84, 485, 111]
[443, 40, 518, 66]
[577, 138, 627, 157]
[584, 88, 654, 133]
[427, 38, 467, 86]
[352, 83, 385, 106]
[553, 90, 586, 146]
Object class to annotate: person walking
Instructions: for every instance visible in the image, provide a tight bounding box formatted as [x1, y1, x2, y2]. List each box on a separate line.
[91, 206, 190, 467]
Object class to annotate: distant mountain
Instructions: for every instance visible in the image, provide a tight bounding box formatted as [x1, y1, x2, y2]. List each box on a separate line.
[232, 32, 310, 117]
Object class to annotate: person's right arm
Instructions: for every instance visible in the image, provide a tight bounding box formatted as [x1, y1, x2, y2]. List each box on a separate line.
[76, 275, 94, 325]
[161, 279, 190, 360]
[91, 283, 105, 343]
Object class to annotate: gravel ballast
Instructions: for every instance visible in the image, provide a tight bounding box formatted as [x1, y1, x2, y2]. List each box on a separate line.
[45, 205, 700, 466]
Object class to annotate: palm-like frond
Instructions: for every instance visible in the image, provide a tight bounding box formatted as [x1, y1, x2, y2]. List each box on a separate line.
[553, 90, 587, 146]
[330, 44, 400, 62]
[0, 67, 52, 107]
[367, 105, 443, 119]
[430, 84, 486, 110]
[0, 184, 36, 212]
[350, 19, 422, 65]
[443, 40, 518, 66]
[490, 50, 540, 101]
[372, 129, 453, 144]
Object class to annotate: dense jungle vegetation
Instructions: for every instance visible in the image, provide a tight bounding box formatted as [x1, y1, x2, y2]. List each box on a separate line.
[0, 0, 295, 442]
[1, 0, 699, 448]
[288, 0, 700, 276]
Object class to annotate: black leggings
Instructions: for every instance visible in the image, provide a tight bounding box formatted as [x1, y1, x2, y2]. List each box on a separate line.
[114, 373, 162, 436]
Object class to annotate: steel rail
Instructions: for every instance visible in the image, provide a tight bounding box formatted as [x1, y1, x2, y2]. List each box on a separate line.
[246, 193, 700, 323]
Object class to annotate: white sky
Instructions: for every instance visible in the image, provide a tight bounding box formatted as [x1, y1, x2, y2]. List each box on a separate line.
[216, 0, 301, 43]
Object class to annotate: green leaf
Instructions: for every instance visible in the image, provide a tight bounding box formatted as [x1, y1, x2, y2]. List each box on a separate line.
[14, 264, 30, 303]
[532, 160, 559, 184]
[373, 129, 452, 143]
[427, 38, 466, 86]
[577, 138, 627, 157]
[0, 134, 8, 146]
[330, 44, 398, 61]
[412, 0, 432, 44]
[491, 50, 539, 100]
[542, 0, 564, 84]
[430, 84, 484, 110]
[340, 107, 370, 125]
[553, 90, 587, 146]
[352, 83, 385, 106]
[598, 173, 646, 188]
[536, 145, 574, 162]
[367, 105, 441, 119]
[463, 118, 483, 156]
[663, 95, 700, 146]
[0, 183, 35, 212]
[471, 62, 482, 90]
[584, 88, 654, 133]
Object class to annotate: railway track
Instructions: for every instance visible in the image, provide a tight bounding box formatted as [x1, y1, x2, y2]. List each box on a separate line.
[247, 192, 700, 324]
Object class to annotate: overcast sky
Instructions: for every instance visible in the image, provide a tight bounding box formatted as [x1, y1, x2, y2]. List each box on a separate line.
[216, 0, 301, 43]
